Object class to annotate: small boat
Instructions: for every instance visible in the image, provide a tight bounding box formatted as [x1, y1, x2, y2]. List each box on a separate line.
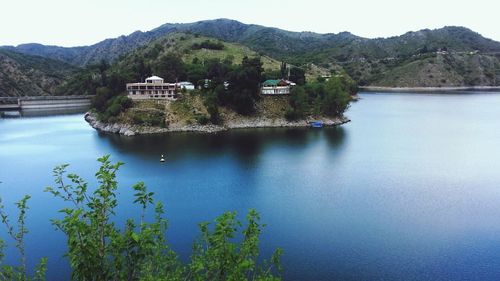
[311, 121, 323, 128]
[160, 154, 165, 162]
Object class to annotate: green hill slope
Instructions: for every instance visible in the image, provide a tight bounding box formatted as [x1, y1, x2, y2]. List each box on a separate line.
[114, 33, 282, 72]
[0, 49, 77, 97]
[345, 51, 500, 87]
[57, 33, 327, 96]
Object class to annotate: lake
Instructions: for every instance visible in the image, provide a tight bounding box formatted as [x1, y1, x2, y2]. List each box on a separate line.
[2, 92, 500, 280]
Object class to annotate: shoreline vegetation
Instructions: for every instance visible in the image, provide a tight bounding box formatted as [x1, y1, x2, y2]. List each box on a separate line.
[85, 111, 350, 136]
[359, 86, 500, 92]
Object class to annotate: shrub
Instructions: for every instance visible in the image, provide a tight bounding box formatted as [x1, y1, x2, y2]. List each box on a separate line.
[98, 95, 133, 122]
[191, 40, 225, 50]
[195, 114, 210, 125]
[131, 109, 165, 127]
[284, 108, 300, 121]
[1, 156, 284, 280]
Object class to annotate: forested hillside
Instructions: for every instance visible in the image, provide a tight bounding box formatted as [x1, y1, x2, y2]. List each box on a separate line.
[0, 49, 77, 97]
[3, 19, 500, 96]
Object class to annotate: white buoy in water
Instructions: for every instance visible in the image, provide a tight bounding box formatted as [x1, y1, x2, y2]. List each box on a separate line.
[160, 154, 165, 162]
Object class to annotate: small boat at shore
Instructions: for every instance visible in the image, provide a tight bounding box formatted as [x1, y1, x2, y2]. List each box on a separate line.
[311, 121, 323, 128]
[160, 154, 165, 162]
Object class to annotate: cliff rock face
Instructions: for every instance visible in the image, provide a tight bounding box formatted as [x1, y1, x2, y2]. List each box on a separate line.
[85, 112, 136, 136]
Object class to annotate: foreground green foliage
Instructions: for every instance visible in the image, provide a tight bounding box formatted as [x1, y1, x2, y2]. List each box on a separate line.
[0, 156, 282, 281]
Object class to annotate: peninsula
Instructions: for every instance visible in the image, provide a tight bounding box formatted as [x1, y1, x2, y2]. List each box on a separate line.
[66, 33, 356, 135]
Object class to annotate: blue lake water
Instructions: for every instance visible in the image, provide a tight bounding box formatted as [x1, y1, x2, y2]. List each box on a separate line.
[2, 92, 500, 280]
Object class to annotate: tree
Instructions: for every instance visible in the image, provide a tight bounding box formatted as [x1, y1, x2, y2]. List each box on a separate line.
[154, 54, 186, 82]
[289, 67, 306, 85]
[204, 87, 222, 124]
[225, 57, 263, 115]
[286, 86, 309, 120]
[91, 87, 112, 113]
[322, 77, 351, 116]
[107, 72, 128, 94]
[285, 72, 355, 119]
[280, 62, 287, 79]
[185, 63, 207, 85]
[191, 40, 225, 50]
[98, 59, 110, 86]
[206, 59, 230, 85]
[132, 58, 152, 82]
[262, 69, 281, 81]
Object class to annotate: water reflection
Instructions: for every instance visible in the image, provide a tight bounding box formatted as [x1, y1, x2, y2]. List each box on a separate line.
[323, 126, 347, 149]
[100, 127, 347, 166]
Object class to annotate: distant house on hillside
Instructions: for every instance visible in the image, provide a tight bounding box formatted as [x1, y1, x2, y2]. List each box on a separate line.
[126, 76, 193, 100]
[177, 81, 195, 91]
[321, 74, 332, 81]
[261, 79, 295, 95]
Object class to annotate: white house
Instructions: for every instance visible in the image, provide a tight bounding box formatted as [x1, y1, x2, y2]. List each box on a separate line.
[126, 76, 193, 100]
[176, 81, 195, 91]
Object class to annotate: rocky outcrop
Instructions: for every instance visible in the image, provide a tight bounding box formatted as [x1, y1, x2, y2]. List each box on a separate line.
[85, 112, 137, 136]
[84, 112, 350, 136]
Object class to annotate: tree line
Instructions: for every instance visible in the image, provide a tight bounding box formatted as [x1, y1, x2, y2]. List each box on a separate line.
[285, 73, 357, 120]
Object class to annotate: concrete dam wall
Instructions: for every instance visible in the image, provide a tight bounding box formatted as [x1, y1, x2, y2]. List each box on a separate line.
[0, 96, 93, 110]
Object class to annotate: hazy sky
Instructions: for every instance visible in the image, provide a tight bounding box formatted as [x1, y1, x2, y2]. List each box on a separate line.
[1, 0, 499, 47]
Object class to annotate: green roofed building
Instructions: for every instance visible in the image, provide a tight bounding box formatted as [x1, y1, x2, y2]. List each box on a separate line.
[261, 79, 295, 95]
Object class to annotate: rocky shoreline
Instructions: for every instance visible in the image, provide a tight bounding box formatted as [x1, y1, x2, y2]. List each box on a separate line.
[84, 112, 350, 136]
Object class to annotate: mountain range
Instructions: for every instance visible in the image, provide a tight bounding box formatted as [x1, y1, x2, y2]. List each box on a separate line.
[2, 18, 500, 96]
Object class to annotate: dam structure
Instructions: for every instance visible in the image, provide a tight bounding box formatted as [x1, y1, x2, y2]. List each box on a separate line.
[0, 96, 93, 111]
